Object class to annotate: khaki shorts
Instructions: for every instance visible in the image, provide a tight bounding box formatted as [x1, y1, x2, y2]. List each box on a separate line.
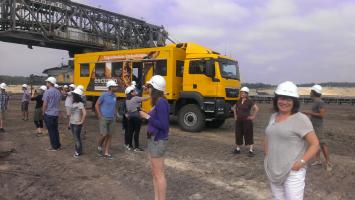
[148, 137, 168, 158]
[0, 111, 5, 120]
[99, 117, 115, 136]
[314, 125, 326, 144]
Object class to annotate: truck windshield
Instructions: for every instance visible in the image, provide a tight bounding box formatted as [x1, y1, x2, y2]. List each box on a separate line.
[219, 59, 240, 80]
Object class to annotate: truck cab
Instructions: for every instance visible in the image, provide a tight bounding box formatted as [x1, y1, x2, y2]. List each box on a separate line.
[173, 43, 240, 132]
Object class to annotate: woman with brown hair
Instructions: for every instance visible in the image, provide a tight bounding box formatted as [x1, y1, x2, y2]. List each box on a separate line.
[140, 75, 169, 200]
[264, 81, 319, 200]
[233, 86, 259, 157]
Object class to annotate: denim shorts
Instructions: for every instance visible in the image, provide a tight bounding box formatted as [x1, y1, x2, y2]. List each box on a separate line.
[148, 136, 168, 158]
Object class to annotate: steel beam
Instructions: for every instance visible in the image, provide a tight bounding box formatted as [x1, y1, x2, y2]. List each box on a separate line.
[0, 0, 169, 53]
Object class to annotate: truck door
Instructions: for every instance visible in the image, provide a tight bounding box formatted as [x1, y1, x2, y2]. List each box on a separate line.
[184, 59, 218, 97]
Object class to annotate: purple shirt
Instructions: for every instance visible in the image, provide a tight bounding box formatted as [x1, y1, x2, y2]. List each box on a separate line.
[147, 98, 170, 141]
[22, 90, 30, 102]
[42, 87, 62, 116]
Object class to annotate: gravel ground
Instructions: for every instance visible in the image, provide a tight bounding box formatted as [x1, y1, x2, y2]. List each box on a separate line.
[0, 97, 354, 200]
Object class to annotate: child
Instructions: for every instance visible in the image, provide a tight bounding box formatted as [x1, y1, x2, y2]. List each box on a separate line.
[70, 88, 87, 157]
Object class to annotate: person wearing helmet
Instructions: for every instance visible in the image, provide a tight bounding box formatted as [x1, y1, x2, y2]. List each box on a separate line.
[303, 85, 331, 171]
[69, 88, 87, 158]
[124, 85, 149, 151]
[95, 80, 118, 159]
[31, 85, 47, 136]
[21, 84, 30, 121]
[43, 77, 63, 151]
[139, 75, 169, 200]
[233, 86, 259, 157]
[264, 81, 319, 199]
[0, 83, 9, 133]
[64, 84, 76, 130]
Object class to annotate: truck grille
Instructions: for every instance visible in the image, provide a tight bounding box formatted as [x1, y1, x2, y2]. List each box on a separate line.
[225, 88, 239, 98]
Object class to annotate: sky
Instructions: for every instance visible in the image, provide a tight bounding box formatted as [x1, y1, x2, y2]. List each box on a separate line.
[1, 0, 355, 84]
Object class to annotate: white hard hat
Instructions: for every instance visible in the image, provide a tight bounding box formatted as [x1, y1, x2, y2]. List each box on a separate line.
[69, 84, 76, 88]
[63, 85, 68, 89]
[77, 85, 84, 91]
[125, 85, 135, 95]
[311, 84, 322, 94]
[54, 84, 59, 88]
[147, 75, 166, 92]
[131, 81, 137, 86]
[72, 88, 83, 96]
[275, 81, 299, 98]
[240, 87, 250, 93]
[0, 83, 6, 89]
[106, 80, 118, 88]
[22, 84, 28, 88]
[45, 77, 57, 85]
[40, 85, 47, 91]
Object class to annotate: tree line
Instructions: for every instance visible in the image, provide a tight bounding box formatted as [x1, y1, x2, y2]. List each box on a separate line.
[0, 75, 47, 85]
[243, 82, 355, 89]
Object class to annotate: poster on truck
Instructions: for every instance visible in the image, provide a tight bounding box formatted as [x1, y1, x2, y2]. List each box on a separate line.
[86, 51, 160, 92]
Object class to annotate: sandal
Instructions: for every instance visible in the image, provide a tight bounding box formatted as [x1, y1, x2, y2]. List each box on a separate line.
[311, 161, 322, 166]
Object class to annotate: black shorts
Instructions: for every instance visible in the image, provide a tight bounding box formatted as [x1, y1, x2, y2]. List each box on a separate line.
[235, 119, 254, 146]
[21, 101, 29, 112]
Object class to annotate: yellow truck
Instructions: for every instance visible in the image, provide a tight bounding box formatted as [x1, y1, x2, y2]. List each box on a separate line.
[74, 43, 241, 132]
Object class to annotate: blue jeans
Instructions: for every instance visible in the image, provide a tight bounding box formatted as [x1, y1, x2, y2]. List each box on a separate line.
[70, 124, 83, 154]
[44, 114, 61, 149]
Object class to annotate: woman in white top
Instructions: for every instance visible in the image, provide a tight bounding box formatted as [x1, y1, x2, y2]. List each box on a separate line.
[70, 88, 86, 158]
[264, 81, 319, 200]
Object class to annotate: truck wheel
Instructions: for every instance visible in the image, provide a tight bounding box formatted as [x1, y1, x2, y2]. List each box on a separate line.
[178, 104, 205, 132]
[206, 119, 225, 128]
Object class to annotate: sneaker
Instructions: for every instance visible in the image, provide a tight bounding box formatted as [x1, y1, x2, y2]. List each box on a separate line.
[105, 154, 113, 160]
[96, 147, 103, 157]
[125, 145, 132, 151]
[233, 149, 241, 154]
[311, 161, 322, 166]
[326, 163, 333, 172]
[134, 147, 144, 152]
[47, 148, 60, 151]
[248, 150, 256, 157]
[74, 152, 80, 158]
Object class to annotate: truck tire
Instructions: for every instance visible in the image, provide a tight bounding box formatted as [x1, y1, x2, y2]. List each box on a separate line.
[178, 104, 205, 132]
[206, 119, 225, 128]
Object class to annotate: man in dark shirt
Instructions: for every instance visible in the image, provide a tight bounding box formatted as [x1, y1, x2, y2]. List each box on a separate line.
[303, 85, 331, 171]
[31, 85, 47, 136]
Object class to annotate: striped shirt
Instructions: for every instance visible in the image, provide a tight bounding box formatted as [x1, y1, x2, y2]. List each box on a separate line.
[22, 90, 30, 102]
[42, 87, 62, 116]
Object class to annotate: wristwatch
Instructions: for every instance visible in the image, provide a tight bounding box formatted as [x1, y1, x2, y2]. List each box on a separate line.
[300, 159, 306, 165]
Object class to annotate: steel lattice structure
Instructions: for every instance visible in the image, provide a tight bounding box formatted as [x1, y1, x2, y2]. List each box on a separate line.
[0, 0, 169, 55]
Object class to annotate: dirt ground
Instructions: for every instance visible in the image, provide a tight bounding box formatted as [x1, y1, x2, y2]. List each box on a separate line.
[1, 96, 355, 200]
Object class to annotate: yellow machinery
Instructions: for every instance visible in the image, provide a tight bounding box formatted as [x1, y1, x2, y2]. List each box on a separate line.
[74, 43, 241, 132]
